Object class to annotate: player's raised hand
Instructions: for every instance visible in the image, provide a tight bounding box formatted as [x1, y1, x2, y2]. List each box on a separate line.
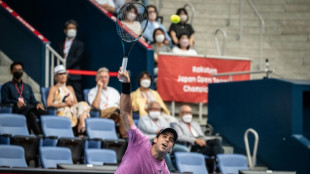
[118, 67, 130, 83]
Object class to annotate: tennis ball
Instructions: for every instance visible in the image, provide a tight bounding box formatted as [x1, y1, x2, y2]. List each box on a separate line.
[170, 15, 180, 24]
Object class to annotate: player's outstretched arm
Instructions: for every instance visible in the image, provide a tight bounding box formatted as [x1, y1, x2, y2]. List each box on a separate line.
[118, 67, 134, 132]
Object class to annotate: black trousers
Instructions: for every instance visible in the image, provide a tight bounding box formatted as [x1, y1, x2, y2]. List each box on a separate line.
[191, 138, 224, 156]
[13, 104, 48, 135]
[67, 79, 83, 102]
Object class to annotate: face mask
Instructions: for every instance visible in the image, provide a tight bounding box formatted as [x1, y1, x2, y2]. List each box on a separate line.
[180, 39, 189, 47]
[127, 12, 137, 21]
[182, 114, 192, 123]
[149, 13, 157, 21]
[179, 15, 187, 22]
[149, 111, 160, 119]
[140, 79, 151, 88]
[67, 29, 77, 38]
[13, 71, 23, 79]
[155, 34, 165, 43]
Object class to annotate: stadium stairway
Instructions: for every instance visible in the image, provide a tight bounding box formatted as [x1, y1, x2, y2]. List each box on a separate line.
[0, 50, 41, 102]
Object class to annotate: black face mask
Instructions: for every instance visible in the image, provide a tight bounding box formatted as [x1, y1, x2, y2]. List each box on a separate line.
[13, 71, 23, 79]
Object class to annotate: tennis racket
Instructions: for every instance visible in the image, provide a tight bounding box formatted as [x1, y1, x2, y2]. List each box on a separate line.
[116, 2, 148, 81]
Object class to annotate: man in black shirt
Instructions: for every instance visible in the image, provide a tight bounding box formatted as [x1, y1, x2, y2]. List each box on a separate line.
[1, 62, 47, 135]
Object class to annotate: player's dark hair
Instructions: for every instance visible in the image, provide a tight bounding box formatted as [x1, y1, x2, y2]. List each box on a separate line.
[137, 71, 152, 87]
[10, 62, 24, 71]
[64, 19, 78, 29]
[152, 28, 166, 44]
[176, 8, 188, 16]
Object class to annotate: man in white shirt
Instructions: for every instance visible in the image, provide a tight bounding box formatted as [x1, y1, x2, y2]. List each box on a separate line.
[88, 67, 127, 138]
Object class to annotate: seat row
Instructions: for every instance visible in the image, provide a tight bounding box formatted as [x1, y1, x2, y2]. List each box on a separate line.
[0, 113, 127, 166]
[0, 145, 117, 168]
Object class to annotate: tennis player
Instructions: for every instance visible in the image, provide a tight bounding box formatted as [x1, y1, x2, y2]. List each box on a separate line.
[115, 67, 178, 174]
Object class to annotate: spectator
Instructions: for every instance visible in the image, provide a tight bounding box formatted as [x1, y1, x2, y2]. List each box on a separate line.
[131, 71, 170, 117]
[57, 19, 84, 101]
[172, 33, 198, 55]
[151, 28, 171, 64]
[173, 104, 224, 157]
[1, 62, 48, 135]
[95, 0, 115, 13]
[169, 8, 195, 47]
[142, 5, 171, 44]
[138, 101, 170, 138]
[122, 4, 142, 35]
[113, 0, 127, 14]
[88, 67, 127, 138]
[46, 65, 90, 136]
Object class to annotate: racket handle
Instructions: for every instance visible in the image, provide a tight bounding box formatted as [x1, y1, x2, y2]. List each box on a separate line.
[120, 57, 128, 82]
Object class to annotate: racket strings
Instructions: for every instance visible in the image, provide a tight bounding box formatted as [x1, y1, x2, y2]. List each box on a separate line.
[117, 3, 148, 42]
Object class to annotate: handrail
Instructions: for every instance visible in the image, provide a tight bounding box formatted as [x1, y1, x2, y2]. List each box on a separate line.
[227, 0, 232, 26]
[244, 128, 259, 168]
[183, 3, 195, 25]
[214, 28, 227, 56]
[238, 0, 265, 70]
[45, 44, 65, 87]
[212, 69, 273, 81]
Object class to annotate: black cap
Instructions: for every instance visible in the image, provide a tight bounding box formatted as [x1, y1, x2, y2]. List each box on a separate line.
[156, 128, 178, 143]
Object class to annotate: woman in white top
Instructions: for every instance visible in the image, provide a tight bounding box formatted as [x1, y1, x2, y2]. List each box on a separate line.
[122, 4, 142, 36]
[172, 33, 198, 56]
[47, 65, 90, 136]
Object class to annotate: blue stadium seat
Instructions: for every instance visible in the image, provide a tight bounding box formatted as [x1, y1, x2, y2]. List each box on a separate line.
[40, 87, 56, 115]
[175, 152, 208, 174]
[40, 116, 83, 163]
[83, 88, 100, 118]
[85, 118, 127, 163]
[0, 145, 27, 168]
[217, 154, 248, 174]
[40, 146, 72, 168]
[84, 148, 117, 165]
[0, 113, 38, 164]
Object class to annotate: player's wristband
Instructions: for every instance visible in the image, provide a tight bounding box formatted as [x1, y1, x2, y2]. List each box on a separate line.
[121, 83, 131, 94]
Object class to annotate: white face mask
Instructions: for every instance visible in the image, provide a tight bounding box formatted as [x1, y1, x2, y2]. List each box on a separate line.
[182, 114, 192, 123]
[179, 15, 187, 22]
[127, 12, 137, 21]
[140, 79, 151, 88]
[67, 29, 77, 38]
[155, 34, 165, 43]
[149, 111, 160, 119]
[180, 39, 189, 47]
[149, 13, 157, 21]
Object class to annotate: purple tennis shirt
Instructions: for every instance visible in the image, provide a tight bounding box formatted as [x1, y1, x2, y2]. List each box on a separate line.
[115, 124, 170, 174]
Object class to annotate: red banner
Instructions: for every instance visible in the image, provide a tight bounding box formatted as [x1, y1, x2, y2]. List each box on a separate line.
[157, 54, 251, 103]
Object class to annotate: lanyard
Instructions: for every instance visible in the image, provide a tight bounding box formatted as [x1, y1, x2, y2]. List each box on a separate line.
[13, 81, 23, 97]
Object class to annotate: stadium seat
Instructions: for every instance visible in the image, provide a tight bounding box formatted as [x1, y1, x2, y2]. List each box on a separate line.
[40, 87, 57, 115]
[175, 152, 208, 174]
[83, 88, 100, 118]
[0, 114, 38, 164]
[40, 146, 72, 168]
[84, 148, 117, 165]
[40, 116, 84, 163]
[85, 118, 127, 163]
[217, 154, 248, 174]
[0, 145, 27, 168]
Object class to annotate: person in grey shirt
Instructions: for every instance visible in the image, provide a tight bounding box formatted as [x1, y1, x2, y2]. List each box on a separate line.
[138, 101, 169, 139]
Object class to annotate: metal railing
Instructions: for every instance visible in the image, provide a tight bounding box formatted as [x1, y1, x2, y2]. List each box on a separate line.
[183, 3, 195, 25]
[214, 29, 227, 56]
[45, 44, 65, 87]
[244, 128, 259, 168]
[238, 0, 265, 70]
[212, 69, 273, 81]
